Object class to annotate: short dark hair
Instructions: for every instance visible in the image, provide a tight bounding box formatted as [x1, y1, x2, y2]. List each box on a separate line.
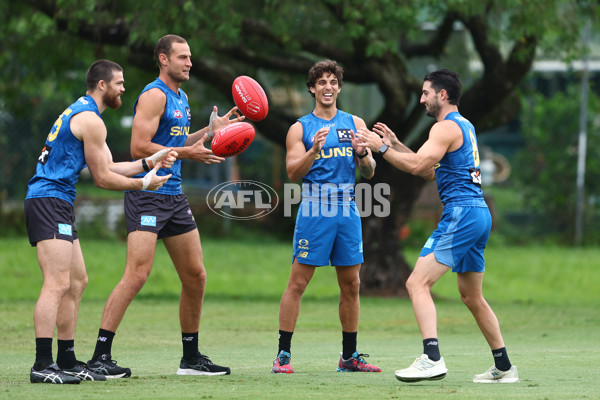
[423, 69, 462, 105]
[306, 59, 344, 97]
[155, 34, 187, 67]
[86, 59, 123, 91]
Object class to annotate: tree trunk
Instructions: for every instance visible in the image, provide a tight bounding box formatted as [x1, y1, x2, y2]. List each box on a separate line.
[359, 159, 429, 297]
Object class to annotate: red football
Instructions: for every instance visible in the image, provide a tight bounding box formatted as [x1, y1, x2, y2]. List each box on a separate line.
[211, 122, 255, 157]
[232, 75, 269, 121]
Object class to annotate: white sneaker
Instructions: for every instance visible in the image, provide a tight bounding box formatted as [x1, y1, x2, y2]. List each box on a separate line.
[473, 365, 519, 383]
[394, 354, 448, 382]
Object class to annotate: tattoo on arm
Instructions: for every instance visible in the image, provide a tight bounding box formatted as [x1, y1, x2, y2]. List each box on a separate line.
[359, 158, 375, 177]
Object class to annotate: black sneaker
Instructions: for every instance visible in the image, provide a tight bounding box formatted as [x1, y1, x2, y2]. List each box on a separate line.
[30, 362, 81, 384]
[176, 353, 231, 376]
[62, 360, 107, 381]
[87, 354, 131, 378]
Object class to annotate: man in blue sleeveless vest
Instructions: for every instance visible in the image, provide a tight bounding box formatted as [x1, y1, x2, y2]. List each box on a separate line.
[88, 35, 241, 377]
[272, 60, 381, 374]
[357, 69, 519, 383]
[25, 59, 175, 384]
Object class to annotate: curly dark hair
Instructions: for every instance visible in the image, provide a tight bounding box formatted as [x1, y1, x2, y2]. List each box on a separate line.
[306, 60, 344, 97]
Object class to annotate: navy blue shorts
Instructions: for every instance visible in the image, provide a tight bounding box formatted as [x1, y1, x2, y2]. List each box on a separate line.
[420, 205, 491, 273]
[124, 191, 197, 239]
[24, 197, 78, 246]
[292, 200, 363, 267]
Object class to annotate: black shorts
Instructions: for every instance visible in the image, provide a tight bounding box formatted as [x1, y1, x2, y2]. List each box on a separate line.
[124, 191, 197, 239]
[24, 197, 78, 246]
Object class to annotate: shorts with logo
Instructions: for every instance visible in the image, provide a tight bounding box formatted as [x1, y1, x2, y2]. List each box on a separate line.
[292, 200, 363, 267]
[420, 204, 491, 273]
[24, 197, 78, 246]
[125, 191, 197, 239]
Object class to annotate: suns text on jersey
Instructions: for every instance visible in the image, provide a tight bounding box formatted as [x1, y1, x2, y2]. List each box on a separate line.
[170, 126, 190, 136]
[315, 146, 353, 160]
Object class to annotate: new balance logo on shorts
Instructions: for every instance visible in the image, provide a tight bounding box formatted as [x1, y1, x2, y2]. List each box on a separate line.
[58, 224, 72, 236]
[141, 215, 157, 227]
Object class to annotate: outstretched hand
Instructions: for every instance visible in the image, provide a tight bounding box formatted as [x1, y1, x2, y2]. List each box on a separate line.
[311, 127, 329, 154]
[355, 127, 384, 152]
[372, 122, 401, 148]
[209, 105, 245, 138]
[350, 130, 368, 157]
[187, 133, 226, 164]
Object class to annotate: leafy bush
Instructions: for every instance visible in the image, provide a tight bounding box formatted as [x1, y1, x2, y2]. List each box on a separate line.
[515, 83, 600, 243]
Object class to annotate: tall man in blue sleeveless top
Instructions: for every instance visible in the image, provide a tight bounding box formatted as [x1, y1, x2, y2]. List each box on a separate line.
[88, 35, 241, 378]
[357, 69, 519, 383]
[272, 60, 381, 374]
[25, 59, 176, 384]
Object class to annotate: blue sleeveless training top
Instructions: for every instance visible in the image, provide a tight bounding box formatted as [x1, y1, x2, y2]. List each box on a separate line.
[26, 95, 100, 205]
[434, 111, 485, 206]
[132, 78, 191, 195]
[298, 110, 357, 203]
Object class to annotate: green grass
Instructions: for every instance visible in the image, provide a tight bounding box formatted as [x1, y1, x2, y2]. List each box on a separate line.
[1, 237, 599, 399]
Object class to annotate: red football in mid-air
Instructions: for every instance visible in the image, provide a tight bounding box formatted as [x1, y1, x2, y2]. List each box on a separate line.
[211, 122, 255, 158]
[232, 75, 269, 121]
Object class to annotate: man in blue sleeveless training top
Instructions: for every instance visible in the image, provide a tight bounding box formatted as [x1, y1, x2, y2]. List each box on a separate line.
[25, 59, 175, 384]
[272, 59, 381, 374]
[357, 69, 519, 384]
[88, 35, 242, 378]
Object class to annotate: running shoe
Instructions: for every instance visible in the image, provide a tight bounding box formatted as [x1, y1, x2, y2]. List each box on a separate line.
[473, 365, 519, 383]
[30, 362, 81, 384]
[87, 354, 131, 378]
[337, 351, 381, 372]
[177, 353, 231, 376]
[272, 350, 294, 374]
[394, 354, 447, 382]
[62, 360, 107, 381]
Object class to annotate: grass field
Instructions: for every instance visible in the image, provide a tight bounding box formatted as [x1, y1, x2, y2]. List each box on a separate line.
[1, 236, 599, 399]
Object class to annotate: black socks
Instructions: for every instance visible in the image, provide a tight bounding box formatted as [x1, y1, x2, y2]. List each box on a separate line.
[182, 332, 199, 360]
[92, 328, 115, 360]
[278, 330, 293, 354]
[56, 339, 76, 369]
[423, 338, 441, 361]
[342, 331, 357, 360]
[34, 337, 53, 369]
[492, 347, 512, 371]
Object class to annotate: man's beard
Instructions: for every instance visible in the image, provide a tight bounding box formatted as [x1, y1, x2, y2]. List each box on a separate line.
[104, 91, 122, 109]
[425, 100, 441, 118]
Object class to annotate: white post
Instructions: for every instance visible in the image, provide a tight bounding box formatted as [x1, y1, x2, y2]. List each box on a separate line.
[575, 21, 590, 246]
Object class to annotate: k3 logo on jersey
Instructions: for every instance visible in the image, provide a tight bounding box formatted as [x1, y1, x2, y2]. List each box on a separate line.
[38, 145, 52, 165]
[185, 107, 192, 122]
[336, 129, 353, 143]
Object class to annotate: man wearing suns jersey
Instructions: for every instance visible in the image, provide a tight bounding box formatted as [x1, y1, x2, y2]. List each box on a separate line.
[357, 69, 519, 384]
[272, 59, 381, 374]
[25, 59, 175, 384]
[88, 35, 241, 378]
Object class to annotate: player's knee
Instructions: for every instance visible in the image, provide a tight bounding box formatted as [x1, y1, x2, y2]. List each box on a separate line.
[405, 275, 419, 296]
[459, 291, 483, 309]
[46, 278, 71, 298]
[125, 269, 151, 292]
[339, 276, 360, 296]
[287, 280, 309, 297]
[69, 273, 88, 296]
[183, 267, 207, 288]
